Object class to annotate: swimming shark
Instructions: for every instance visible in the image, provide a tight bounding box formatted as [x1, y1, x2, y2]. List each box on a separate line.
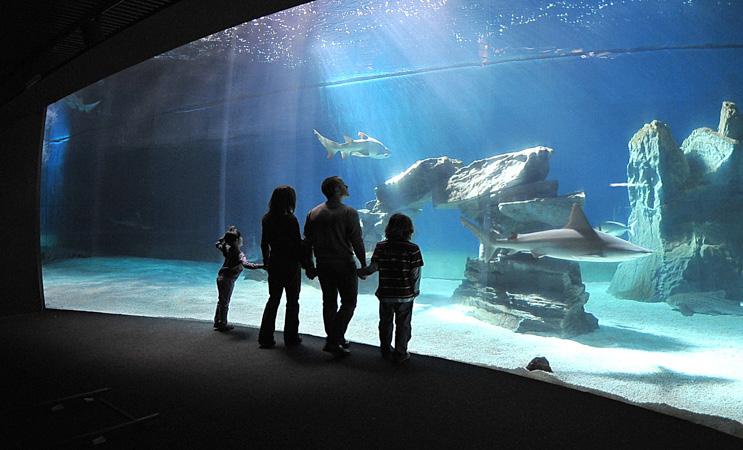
[460, 204, 653, 263]
[108, 212, 153, 231]
[313, 129, 391, 160]
[63, 93, 101, 112]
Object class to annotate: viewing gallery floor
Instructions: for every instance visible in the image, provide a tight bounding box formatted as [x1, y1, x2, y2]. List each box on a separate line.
[2, 310, 743, 449]
[41, 256, 743, 438]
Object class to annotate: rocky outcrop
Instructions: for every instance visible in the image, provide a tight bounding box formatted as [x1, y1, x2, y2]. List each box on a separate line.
[498, 192, 586, 231]
[683, 127, 740, 187]
[359, 146, 597, 337]
[375, 156, 462, 212]
[526, 356, 553, 372]
[456, 254, 598, 337]
[610, 102, 743, 310]
[718, 101, 743, 140]
[358, 156, 461, 251]
[436, 147, 554, 209]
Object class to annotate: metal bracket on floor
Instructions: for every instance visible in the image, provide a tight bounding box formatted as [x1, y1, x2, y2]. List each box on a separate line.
[2, 387, 159, 448]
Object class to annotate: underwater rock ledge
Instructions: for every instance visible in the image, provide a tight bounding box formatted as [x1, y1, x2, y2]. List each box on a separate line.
[359, 146, 597, 336]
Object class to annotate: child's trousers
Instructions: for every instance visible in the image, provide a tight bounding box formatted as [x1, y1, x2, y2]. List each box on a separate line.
[378, 299, 414, 355]
[215, 271, 239, 325]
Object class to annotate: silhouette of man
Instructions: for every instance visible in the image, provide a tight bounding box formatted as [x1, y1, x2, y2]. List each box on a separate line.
[303, 176, 367, 355]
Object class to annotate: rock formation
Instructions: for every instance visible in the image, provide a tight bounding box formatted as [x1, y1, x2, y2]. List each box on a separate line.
[609, 101, 743, 315]
[359, 147, 598, 336]
[359, 156, 461, 250]
[526, 356, 553, 372]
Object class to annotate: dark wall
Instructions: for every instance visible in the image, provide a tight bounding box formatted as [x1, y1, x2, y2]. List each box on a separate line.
[0, 0, 307, 316]
[0, 110, 46, 314]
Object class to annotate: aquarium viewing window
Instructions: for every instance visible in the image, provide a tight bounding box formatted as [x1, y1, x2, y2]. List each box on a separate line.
[40, 0, 743, 436]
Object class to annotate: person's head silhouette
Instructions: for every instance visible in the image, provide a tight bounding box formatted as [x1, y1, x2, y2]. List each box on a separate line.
[321, 176, 349, 201]
[385, 213, 414, 241]
[268, 185, 296, 215]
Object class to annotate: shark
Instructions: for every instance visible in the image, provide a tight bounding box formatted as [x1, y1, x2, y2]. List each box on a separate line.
[63, 93, 101, 112]
[108, 212, 153, 231]
[313, 129, 391, 160]
[460, 203, 653, 263]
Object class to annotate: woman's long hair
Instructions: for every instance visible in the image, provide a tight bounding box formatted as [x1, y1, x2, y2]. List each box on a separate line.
[267, 185, 297, 217]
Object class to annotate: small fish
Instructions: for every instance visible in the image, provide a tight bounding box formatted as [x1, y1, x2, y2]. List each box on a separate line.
[313, 129, 391, 160]
[594, 221, 631, 237]
[477, 35, 489, 65]
[609, 182, 645, 188]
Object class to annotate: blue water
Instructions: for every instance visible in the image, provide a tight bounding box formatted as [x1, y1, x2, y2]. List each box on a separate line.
[39, 0, 743, 431]
[41, 0, 743, 262]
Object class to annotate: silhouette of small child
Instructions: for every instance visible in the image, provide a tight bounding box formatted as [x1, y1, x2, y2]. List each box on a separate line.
[214, 225, 262, 331]
[358, 213, 423, 362]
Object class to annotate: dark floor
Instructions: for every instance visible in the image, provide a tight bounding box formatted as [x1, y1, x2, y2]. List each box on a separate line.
[0, 310, 741, 449]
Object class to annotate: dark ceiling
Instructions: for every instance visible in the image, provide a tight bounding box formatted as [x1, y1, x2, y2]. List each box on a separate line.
[0, 0, 309, 121]
[0, 0, 182, 108]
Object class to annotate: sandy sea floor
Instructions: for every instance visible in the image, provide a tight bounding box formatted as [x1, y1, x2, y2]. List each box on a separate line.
[42, 256, 743, 437]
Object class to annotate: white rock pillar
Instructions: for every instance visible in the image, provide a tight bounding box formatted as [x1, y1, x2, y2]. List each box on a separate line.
[718, 101, 742, 140]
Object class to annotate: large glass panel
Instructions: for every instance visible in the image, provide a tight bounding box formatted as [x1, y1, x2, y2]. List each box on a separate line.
[41, 0, 743, 434]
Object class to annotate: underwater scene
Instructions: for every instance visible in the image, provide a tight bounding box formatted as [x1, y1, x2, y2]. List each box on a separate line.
[41, 0, 743, 435]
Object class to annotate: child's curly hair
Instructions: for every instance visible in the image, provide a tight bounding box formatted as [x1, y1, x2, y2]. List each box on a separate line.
[385, 213, 414, 241]
[223, 225, 242, 245]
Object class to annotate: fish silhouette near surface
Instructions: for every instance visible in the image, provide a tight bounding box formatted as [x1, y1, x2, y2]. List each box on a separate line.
[461, 204, 653, 263]
[313, 129, 391, 160]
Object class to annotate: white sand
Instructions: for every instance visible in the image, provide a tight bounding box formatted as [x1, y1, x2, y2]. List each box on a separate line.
[42, 257, 743, 437]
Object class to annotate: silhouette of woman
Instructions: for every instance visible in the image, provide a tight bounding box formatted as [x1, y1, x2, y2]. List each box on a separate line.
[258, 185, 304, 348]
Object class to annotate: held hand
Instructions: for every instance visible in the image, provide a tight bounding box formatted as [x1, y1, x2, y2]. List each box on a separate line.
[305, 267, 317, 280]
[356, 268, 367, 280]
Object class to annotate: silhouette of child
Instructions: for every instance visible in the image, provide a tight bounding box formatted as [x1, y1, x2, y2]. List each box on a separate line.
[358, 213, 423, 362]
[214, 225, 262, 331]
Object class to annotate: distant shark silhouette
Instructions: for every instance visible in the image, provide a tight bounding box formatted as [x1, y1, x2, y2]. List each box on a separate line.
[63, 93, 101, 112]
[108, 212, 153, 231]
[313, 129, 391, 160]
[461, 204, 652, 263]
